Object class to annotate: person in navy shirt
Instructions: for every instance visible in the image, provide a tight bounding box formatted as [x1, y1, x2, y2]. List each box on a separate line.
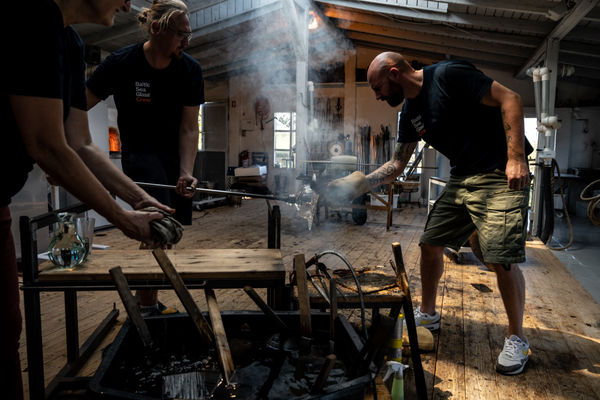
[328, 52, 532, 375]
[87, 0, 204, 316]
[2, 1, 173, 398]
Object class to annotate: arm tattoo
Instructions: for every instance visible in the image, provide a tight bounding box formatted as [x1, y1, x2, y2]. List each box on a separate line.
[368, 165, 398, 186]
[394, 142, 414, 162]
[502, 109, 512, 132]
[367, 142, 416, 187]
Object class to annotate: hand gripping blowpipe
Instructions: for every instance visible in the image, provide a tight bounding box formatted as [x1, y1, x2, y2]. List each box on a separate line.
[134, 182, 297, 204]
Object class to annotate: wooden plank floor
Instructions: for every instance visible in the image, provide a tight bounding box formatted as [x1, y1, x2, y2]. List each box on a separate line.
[18, 199, 600, 399]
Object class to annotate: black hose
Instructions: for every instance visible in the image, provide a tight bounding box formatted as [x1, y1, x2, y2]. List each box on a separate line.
[548, 159, 574, 250]
[534, 165, 544, 239]
[580, 179, 600, 227]
[540, 164, 554, 244]
[313, 250, 368, 340]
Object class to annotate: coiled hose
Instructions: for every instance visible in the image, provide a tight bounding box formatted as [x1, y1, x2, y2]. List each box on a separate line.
[580, 179, 600, 227]
[540, 163, 555, 244]
[310, 250, 368, 339]
[548, 159, 574, 250]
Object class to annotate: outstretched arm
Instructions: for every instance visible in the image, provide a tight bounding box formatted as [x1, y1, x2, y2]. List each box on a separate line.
[366, 141, 418, 187]
[482, 81, 529, 190]
[326, 141, 417, 202]
[10, 94, 165, 244]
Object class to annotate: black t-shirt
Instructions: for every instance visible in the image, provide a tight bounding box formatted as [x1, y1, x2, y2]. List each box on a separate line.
[2, 0, 86, 207]
[86, 44, 205, 158]
[397, 60, 532, 176]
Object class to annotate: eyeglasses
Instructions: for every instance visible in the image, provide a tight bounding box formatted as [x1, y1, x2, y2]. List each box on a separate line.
[167, 26, 192, 41]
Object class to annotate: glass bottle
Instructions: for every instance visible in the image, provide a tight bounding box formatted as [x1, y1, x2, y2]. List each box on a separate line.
[48, 213, 86, 268]
[295, 183, 319, 231]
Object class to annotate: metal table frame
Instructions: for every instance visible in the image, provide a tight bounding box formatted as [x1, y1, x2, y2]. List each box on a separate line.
[305, 243, 428, 400]
[20, 200, 286, 399]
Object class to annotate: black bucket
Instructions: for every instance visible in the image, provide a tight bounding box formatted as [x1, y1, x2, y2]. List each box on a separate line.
[90, 311, 371, 399]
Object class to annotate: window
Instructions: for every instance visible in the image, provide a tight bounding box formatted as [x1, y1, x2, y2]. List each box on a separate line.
[197, 105, 204, 151]
[274, 112, 296, 168]
[524, 117, 538, 176]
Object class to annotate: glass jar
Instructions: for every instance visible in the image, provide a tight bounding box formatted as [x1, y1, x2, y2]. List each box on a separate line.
[48, 213, 86, 268]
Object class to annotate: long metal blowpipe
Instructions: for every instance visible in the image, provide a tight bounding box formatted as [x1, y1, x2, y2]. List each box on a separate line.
[134, 181, 297, 203]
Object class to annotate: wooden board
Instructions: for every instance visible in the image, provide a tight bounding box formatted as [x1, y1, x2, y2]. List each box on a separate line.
[38, 248, 285, 281]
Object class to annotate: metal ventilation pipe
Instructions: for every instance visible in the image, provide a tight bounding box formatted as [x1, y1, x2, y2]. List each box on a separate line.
[529, 66, 559, 243]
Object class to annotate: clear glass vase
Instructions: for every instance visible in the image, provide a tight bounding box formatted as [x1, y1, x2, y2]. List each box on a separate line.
[48, 213, 86, 268]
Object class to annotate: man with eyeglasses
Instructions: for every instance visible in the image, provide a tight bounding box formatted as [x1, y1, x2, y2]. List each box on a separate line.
[87, 0, 204, 316]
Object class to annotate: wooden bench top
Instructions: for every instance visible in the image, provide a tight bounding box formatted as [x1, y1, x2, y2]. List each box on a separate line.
[38, 249, 285, 282]
[309, 289, 406, 308]
[303, 270, 406, 308]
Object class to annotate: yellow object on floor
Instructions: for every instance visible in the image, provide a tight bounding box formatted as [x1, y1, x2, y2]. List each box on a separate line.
[403, 325, 435, 352]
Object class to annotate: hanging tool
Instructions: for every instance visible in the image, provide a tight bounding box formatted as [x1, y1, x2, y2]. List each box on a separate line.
[135, 182, 297, 203]
[335, 97, 342, 125]
[404, 143, 430, 178]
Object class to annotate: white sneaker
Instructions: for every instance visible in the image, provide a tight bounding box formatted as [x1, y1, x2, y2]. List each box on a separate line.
[414, 306, 440, 331]
[496, 335, 530, 375]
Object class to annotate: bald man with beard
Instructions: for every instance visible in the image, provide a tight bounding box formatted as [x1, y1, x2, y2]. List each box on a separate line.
[327, 51, 533, 375]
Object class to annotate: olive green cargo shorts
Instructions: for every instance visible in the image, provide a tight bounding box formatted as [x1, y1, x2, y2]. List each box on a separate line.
[420, 170, 529, 264]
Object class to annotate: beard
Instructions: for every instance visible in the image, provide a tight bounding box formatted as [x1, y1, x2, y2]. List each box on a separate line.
[386, 79, 405, 107]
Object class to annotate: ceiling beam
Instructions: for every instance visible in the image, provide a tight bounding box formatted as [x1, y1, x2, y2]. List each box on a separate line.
[565, 24, 600, 43]
[336, 0, 449, 13]
[316, 0, 553, 34]
[559, 65, 600, 81]
[280, 0, 308, 59]
[190, 26, 290, 65]
[443, 0, 559, 16]
[559, 53, 600, 70]
[346, 31, 523, 67]
[323, 7, 541, 48]
[190, 0, 282, 37]
[188, 16, 290, 60]
[202, 43, 295, 79]
[560, 40, 600, 58]
[516, 0, 600, 78]
[351, 39, 518, 72]
[82, 18, 141, 45]
[335, 20, 531, 59]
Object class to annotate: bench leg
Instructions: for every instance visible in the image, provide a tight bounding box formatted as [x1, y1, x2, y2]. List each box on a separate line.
[403, 299, 428, 400]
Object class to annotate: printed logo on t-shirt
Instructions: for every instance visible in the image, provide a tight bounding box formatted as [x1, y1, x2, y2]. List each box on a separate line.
[135, 81, 151, 103]
[411, 115, 426, 136]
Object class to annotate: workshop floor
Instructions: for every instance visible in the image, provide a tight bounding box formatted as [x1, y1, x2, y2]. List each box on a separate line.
[18, 199, 600, 399]
[549, 214, 600, 303]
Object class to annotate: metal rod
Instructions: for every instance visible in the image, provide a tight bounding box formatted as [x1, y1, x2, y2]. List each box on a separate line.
[134, 181, 296, 203]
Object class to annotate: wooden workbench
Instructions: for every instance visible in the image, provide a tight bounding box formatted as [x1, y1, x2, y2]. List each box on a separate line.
[25, 248, 286, 399]
[19, 200, 600, 400]
[38, 248, 285, 283]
